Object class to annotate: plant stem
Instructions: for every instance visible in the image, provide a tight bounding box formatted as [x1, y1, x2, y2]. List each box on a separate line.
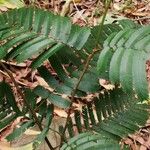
[60, 0, 112, 146]
[0, 61, 54, 150]
[60, 48, 99, 143]
[96, 0, 112, 44]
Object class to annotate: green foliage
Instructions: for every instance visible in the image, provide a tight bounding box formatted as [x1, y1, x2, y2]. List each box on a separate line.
[61, 132, 120, 150]
[97, 25, 150, 100]
[0, 7, 150, 150]
[0, 7, 90, 65]
[0, 82, 21, 131]
[61, 88, 149, 149]
[0, 81, 54, 147]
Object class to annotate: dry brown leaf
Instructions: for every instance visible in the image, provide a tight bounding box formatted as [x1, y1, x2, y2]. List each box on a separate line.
[140, 145, 147, 150]
[1, 61, 26, 67]
[35, 76, 54, 92]
[0, 6, 8, 11]
[130, 135, 145, 145]
[123, 138, 137, 150]
[99, 79, 115, 90]
[0, 141, 33, 150]
[0, 117, 22, 141]
[131, 12, 150, 17]
[0, 141, 11, 150]
[54, 108, 68, 118]
[124, 138, 134, 145]
[24, 129, 40, 136]
[72, 9, 86, 24]
[73, 0, 82, 3]
[130, 134, 150, 149]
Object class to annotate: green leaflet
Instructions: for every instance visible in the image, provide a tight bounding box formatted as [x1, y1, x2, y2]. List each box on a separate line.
[6, 120, 34, 141]
[0, 114, 18, 130]
[48, 94, 71, 109]
[97, 25, 150, 100]
[0, 46, 6, 59]
[125, 26, 150, 48]
[9, 36, 46, 59]
[97, 46, 114, 79]
[0, 7, 91, 68]
[0, 82, 21, 113]
[16, 38, 56, 62]
[33, 86, 71, 109]
[67, 25, 90, 50]
[132, 51, 148, 100]
[61, 132, 120, 150]
[120, 48, 134, 94]
[109, 47, 125, 83]
[31, 43, 65, 69]
[33, 105, 53, 148]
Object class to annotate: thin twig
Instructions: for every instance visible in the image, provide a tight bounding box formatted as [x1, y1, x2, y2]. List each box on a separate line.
[0, 61, 54, 150]
[60, 0, 112, 146]
[60, 48, 99, 144]
[40, 123, 62, 136]
[96, 0, 112, 44]
[60, 0, 72, 16]
[132, 16, 150, 21]
[72, 0, 87, 23]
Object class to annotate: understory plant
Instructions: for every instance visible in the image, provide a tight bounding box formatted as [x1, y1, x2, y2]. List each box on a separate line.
[0, 1, 150, 150]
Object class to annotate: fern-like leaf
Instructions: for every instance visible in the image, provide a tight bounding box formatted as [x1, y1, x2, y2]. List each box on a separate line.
[0, 82, 21, 131]
[97, 25, 150, 100]
[0, 7, 149, 149]
[61, 88, 150, 149]
[0, 7, 90, 68]
[61, 132, 120, 150]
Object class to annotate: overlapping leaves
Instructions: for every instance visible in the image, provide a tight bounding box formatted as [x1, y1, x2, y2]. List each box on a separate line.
[61, 88, 150, 150]
[97, 25, 150, 100]
[0, 7, 150, 150]
[0, 81, 54, 148]
[0, 7, 90, 67]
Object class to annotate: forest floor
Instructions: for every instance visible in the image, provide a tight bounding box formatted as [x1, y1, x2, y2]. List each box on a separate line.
[0, 0, 150, 150]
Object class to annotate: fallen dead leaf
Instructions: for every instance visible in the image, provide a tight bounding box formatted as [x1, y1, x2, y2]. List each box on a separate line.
[54, 108, 68, 118]
[35, 76, 54, 92]
[99, 79, 115, 90]
[140, 145, 147, 150]
[0, 6, 8, 11]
